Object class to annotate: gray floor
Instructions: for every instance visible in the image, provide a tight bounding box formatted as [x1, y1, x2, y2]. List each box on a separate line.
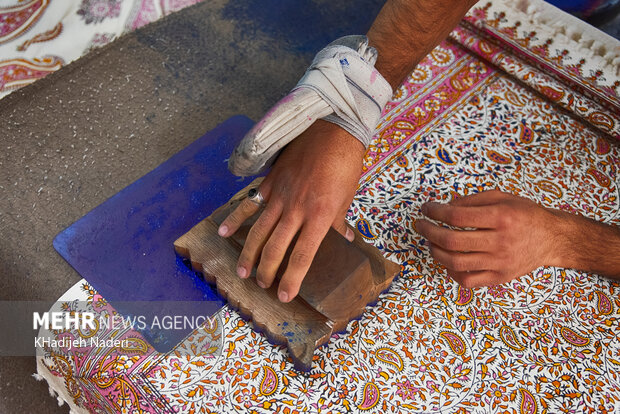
[0, 0, 618, 412]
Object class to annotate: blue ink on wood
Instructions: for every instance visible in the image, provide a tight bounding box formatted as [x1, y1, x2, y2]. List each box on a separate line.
[53, 116, 256, 352]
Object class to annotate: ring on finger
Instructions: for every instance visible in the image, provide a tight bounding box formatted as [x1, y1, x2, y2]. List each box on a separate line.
[247, 188, 265, 206]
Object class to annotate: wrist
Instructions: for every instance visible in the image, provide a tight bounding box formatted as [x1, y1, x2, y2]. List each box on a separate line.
[296, 119, 366, 161]
[546, 209, 620, 277]
[323, 120, 366, 154]
[546, 209, 582, 269]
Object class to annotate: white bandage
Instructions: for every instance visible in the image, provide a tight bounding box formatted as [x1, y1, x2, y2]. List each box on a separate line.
[228, 35, 392, 176]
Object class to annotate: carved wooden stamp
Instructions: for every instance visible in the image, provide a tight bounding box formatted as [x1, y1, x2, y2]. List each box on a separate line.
[174, 179, 400, 370]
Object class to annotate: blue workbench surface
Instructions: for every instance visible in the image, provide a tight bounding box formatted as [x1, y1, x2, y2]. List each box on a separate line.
[53, 116, 255, 350]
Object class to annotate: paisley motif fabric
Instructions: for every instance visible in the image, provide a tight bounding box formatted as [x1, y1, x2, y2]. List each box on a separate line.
[35, 0, 620, 413]
[0, 0, 204, 99]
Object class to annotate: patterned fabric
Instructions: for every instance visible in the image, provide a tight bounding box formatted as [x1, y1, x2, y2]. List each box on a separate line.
[458, 1, 620, 139]
[35, 0, 620, 413]
[0, 0, 204, 99]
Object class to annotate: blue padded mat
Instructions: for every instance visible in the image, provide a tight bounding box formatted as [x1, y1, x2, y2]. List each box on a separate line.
[53, 116, 256, 351]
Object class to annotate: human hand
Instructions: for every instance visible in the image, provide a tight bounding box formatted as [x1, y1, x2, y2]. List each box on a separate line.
[218, 120, 364, 302]
[416, 190, 565, 287]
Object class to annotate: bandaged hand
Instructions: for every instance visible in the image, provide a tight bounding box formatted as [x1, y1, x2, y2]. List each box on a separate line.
[219, 35, 391, 303]
[415, 190, 564, 287]
[218, 120, 364, 303]
[227, 35, 391, 176]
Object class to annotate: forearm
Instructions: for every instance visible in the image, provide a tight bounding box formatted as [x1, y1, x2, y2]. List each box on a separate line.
[367, 0, 479, 88]
[553, 211, 620, 278]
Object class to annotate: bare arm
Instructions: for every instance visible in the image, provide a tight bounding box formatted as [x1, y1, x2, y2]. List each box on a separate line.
[220, 1, 480, 302]
[369, 0, 479, 88]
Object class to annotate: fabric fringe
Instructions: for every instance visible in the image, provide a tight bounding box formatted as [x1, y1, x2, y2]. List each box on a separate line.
[33, 372, 69, 408]
[499, 0, 619, 73]
[458, 0, 620, 139]
[34, 359, 89, 414]
[466, 0, 620, 86]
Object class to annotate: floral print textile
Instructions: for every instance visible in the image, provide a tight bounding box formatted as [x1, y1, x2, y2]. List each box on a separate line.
[35, 0, 620, 413]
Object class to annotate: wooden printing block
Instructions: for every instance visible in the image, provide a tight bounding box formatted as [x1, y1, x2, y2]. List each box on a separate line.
[174, 178, 400, 371]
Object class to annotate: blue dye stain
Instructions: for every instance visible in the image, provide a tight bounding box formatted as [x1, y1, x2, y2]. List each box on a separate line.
[339, 58, 349, 66]
[158, 167, 190, 190]
[127, 191, 168, 219]
[284, 331, 295, 338]
[282, 322, 288, 327]
[146, 209, 168, 232]
[189, 190, 211, 208]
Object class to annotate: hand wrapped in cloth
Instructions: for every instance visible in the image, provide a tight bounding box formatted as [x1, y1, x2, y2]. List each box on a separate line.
[228, 35, 392, 176]
[219, 35, 391, 304]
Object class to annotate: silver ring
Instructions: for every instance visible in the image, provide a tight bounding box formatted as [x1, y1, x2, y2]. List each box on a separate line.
[247, 188, 265, 205]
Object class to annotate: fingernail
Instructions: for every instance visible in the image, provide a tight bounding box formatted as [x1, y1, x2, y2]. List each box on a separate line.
[218, 224, 228, 237]
[278, 290, 289, 303]
[421, 203, 428, 215]
[345, 227, 354, 242]
[236, 266, 247, 278]
[256, 279, 266, 289]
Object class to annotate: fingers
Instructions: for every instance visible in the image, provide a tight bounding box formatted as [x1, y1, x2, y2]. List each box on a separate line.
[218, 182, 272, 237]
[420, 190, 529, 289]
[255, 216, 301, 289]
[218, 197, 261, 238]
[416, 219, 492, 252]
[257, 216, 354, 297]
[421, 202, 499, 229]
[429, 243, 497, 273]
[244, 214, 348, 301]
[236, 203, 282, 279]
[277, 221, 331, 303]
[422, 230, 508, 287]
